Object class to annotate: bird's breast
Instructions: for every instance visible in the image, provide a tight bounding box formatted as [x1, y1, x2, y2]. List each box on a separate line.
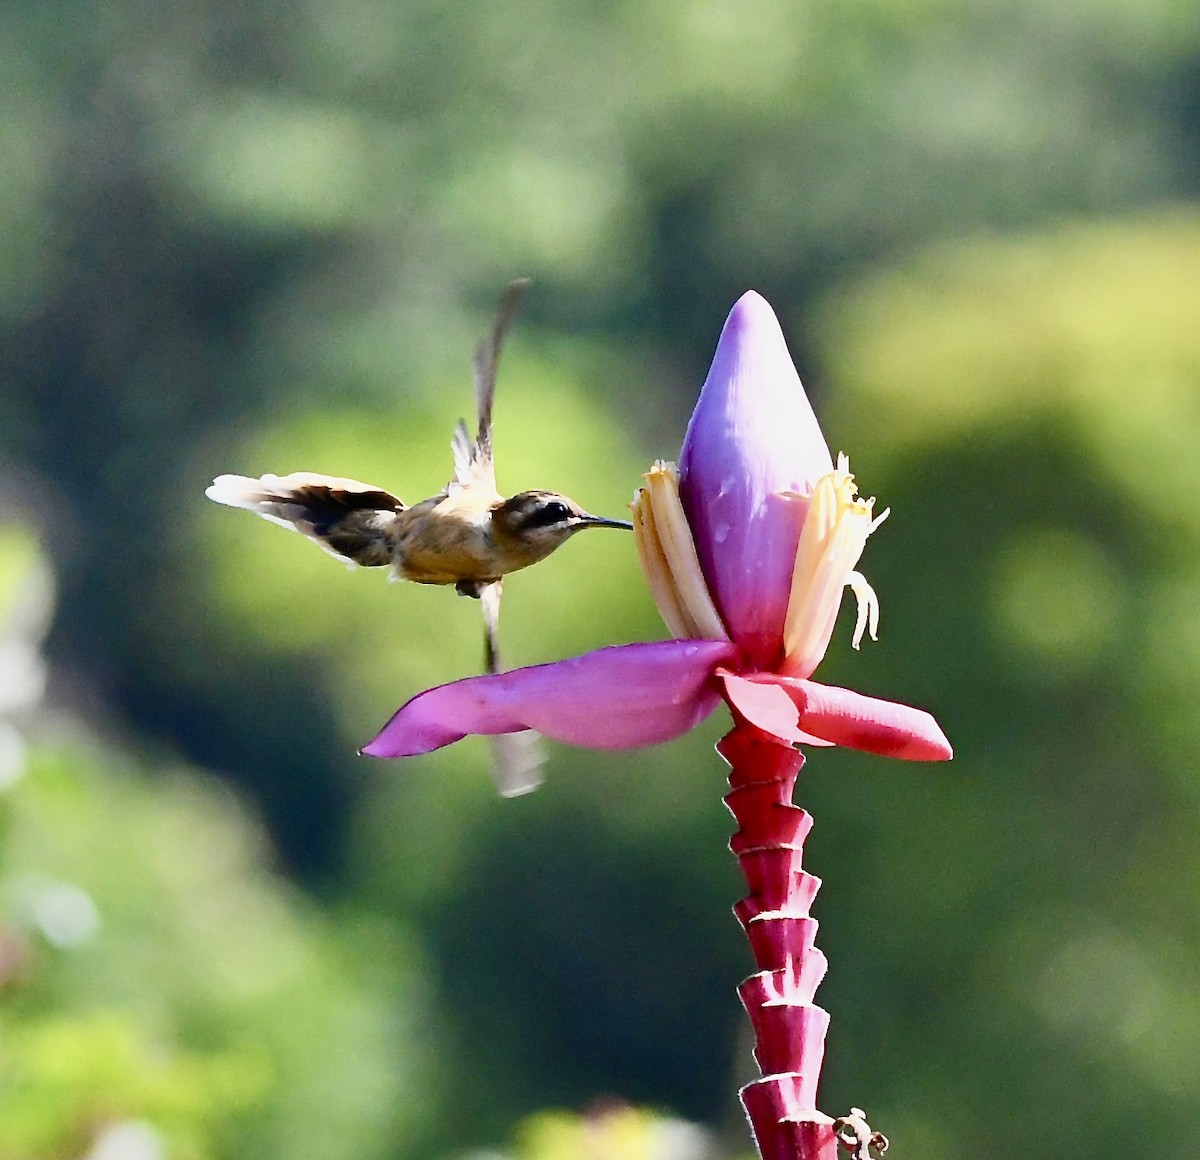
[393, 491, 511, 585]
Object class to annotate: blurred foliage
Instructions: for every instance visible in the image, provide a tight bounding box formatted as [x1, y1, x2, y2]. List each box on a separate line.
[0, 730, 427, 1160]
[1, 0, 1199, 1157]
[0, 532, 425, 1160]
[501, 1103, 738, 1160]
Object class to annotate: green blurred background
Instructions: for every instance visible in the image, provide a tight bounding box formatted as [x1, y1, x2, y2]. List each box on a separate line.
[2, 0, 1199, 1157]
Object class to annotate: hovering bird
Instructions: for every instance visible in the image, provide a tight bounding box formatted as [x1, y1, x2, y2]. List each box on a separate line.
[206, 279, 631, 793]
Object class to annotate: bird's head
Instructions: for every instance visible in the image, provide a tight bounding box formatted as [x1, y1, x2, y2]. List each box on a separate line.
[492, 490, 631, 568]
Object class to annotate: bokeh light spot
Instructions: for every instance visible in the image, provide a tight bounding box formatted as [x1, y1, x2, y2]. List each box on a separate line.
[990, 528, 1125, 678]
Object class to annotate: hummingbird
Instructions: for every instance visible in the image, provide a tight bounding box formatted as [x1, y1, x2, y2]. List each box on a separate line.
[206, 278, 631, 793]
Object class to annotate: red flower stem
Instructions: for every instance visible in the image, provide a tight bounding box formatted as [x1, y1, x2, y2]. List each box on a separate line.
[720, 720, 838, 1160]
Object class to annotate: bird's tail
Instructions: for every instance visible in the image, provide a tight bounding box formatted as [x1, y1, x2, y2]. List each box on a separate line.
[206, 472, 404, 568]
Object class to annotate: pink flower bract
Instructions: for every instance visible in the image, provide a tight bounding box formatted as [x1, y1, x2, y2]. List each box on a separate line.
[679, 291, 833, 671]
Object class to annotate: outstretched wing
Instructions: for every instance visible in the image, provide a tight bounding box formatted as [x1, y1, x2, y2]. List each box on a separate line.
[206, 472, 404, 568]
[451, 277, 530, 494]
[477, 578, 505, 676]
[478, 579, 544, 795]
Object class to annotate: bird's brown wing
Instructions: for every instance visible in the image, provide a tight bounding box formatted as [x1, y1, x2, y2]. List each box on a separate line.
[206, 472, 403, 568]
[451, 277, 530, 494]
[478, 578, 544, 795]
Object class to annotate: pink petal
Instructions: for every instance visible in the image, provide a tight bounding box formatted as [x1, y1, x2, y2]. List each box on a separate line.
[719, 671, 833, 748]
[362, 640, 738, 757]
[679, 292, 833, 670]
[766, 675, 953, 761]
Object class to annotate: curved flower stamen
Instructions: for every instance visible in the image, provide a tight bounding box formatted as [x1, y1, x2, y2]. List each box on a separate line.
[782, 454, 888, 679]
[631, 461, 729, 642]
[630, 483, 693, 640]
[846, 570, 880, 651]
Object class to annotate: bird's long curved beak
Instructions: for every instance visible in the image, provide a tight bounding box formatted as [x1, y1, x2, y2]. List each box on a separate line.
[579, 514, 634, 530]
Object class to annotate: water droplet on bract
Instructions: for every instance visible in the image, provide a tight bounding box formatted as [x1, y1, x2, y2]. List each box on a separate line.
[713, 521, 731, 544]
[719, 475, 736, 497]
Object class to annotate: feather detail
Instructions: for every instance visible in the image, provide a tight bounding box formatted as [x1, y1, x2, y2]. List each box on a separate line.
[452, 277, 529, 493]
[206, 472, 404, 568]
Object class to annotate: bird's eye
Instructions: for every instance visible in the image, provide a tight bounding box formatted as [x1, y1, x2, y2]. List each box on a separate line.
[521, 498, 574, 529]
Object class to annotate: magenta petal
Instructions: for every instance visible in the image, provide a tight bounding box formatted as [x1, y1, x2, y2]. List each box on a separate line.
[679, 292, 833, 669]
[771, 677, 953, 761]
[362, 640, 738, 757]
